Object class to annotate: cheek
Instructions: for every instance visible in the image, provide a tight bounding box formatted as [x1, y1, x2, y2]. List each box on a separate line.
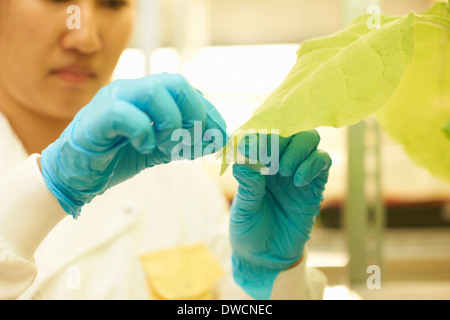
[101, 15, 135, 68]
[0, 8, 42, 100]
[1, 3, 45, 47]
[0, 5, 61, 80]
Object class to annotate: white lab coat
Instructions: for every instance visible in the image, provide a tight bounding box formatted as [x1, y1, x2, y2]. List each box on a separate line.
[0, 112, 326, 300]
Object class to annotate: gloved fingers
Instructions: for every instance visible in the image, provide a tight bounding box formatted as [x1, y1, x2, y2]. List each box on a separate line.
[113, 77, 184, 150]
[151, 73, 207, 125]
[235, 134, 291, 175]
[279, 130, 321, 177]
[232, 163, 266, 203]
[169, 90, 229, 158]
[199, 95, 229, 150]
[89, 99, 156, 154]
[151, 73, 208, 145]
[154, 74, 229, 157]
[293, 149, 332, 187]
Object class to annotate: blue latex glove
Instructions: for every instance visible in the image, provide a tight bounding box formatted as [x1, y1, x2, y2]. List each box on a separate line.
[41, 73, 227, 219]
[229, 131, 332, 300]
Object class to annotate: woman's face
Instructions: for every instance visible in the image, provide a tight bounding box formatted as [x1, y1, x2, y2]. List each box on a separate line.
[0, 0, 136, 121]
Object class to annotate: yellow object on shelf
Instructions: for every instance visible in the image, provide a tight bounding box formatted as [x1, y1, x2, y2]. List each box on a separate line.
[140, 244, 225, 300]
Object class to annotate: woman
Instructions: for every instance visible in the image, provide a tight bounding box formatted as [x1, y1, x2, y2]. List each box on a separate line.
[0, 0, 331, 300]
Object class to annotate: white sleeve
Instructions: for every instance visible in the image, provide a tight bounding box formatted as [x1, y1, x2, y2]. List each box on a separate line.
[271, 248, 328, 300]
[0, 154, 66, 299]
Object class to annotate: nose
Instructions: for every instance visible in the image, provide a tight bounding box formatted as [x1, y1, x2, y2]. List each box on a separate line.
[60, 4, 102, 55]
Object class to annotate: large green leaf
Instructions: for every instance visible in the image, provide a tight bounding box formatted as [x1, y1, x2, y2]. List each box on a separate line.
[220, 10, 416, 174]
[220, 2, 450, 179]
[376, 1, 450, 183]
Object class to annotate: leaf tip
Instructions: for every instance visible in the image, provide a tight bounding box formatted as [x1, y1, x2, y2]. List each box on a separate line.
[442, 121, 450, 140]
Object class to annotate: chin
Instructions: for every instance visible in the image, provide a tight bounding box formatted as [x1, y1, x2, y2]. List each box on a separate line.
[39, 78, 108, 120]
[42, 95, 92, 121]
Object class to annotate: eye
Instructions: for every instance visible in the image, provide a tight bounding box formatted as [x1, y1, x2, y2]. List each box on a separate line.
[100, 0, 129, 10]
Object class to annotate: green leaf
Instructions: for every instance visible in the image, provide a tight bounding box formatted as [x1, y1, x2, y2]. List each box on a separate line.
[376, 2, 450, 183]
[443, 121, 450, 140]
[220, 11, 416, 174]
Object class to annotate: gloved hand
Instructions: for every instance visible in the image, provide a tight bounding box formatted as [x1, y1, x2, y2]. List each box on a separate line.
[229, 131, 332, 300]
[41, 73, 227, 219]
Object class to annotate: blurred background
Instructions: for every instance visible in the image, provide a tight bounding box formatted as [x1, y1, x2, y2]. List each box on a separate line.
[113, 0, 450, 300]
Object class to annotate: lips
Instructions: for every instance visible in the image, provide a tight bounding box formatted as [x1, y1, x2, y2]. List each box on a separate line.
[51, 66, 97, 84]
